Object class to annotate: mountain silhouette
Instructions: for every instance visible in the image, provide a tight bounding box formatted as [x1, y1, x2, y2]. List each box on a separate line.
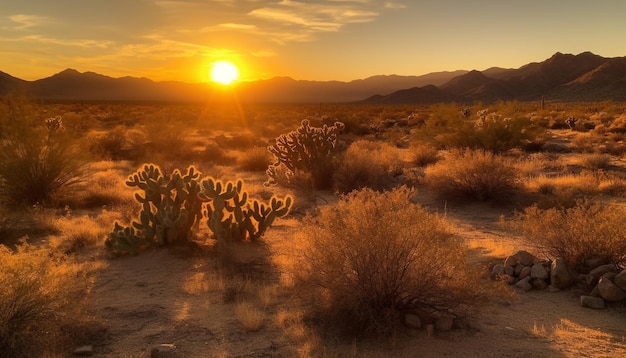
[1, 52, 625, 103]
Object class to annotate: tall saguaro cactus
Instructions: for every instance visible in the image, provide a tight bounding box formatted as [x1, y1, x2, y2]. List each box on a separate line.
[266, 119, 344, 190]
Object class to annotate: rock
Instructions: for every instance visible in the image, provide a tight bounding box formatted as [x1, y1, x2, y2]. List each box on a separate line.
[404, 313, 422, 329]
[588, 264, 616, 285]
[531, 278, 548, 290]
[580, 295, 606, 309]
[505, 274, 517, 285]
[514, 276, 533, 291]
[490, 264, 505, 280]
[597, 277, 626, 302]
[73, 345, 94, 356]
[584, 257, 608, 272]
[514, 264, 525, 276]
[615, 270, 626, 291]
[504, 265, 515, 276]
[530, 263, 549, 280]
[550, 257, 573, 289]
[504, 250, 537, 267]
[151, 344, 178, 358]
[589, 284, 600, 297]
[453, 318, 469, 330]
[518, 266, 531, 279]
[545, 285, 561, 293]
[435, 316, 454, 332]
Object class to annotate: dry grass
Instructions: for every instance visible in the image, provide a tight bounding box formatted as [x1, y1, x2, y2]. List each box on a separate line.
[49, 215, 109, 254]
[235, 301, 265, 331]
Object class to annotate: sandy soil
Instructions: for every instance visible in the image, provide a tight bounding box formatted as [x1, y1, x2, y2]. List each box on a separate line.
[81, 191, 626, 358]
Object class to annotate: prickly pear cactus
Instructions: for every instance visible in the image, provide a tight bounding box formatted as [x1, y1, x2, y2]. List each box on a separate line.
[200, 177, 292, 243]
[267, 119, 344, 190]
[105, 164, 204, 256]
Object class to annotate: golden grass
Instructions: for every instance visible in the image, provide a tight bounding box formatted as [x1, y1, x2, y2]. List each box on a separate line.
[49, 214, 109, 254]
[235, 301, 265, 331]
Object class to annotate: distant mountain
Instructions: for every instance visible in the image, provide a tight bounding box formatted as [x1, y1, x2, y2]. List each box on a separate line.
[2, 52, 626, 103]
[363, 52, 626, 104]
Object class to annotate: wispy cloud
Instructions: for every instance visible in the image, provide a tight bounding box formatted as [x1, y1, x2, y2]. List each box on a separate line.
[8, 14, 52, 30]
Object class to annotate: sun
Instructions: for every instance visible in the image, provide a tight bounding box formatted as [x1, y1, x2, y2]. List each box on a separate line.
[210, 61, 239, 85]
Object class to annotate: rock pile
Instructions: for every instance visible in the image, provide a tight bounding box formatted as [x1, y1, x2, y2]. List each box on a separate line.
[491, 250, 626, 308]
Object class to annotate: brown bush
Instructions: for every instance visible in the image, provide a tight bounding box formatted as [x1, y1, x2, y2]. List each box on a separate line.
[508, 200, 626, 271]
[423, 149, 521, 203]
[333, 140, 402, 193]
[294, 187, 478, 336]
[238, 146, 272, 172]
[0, 243, 91, 357]
[410, 144, 441, 167]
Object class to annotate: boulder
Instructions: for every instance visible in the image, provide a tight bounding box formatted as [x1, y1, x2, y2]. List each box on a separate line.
[151, 344, 178, 358]
[490, 264, 505, 280]
[404, 314, 422, 330]
[514, 264, 525, 276]
[531, 278, 548, 290]
[615, 270, 626, 291]
[580, 295, 605, 309]
[504, 250, 537, 267]
[588, 264, 616, 285]
[597, 277, 626, 302]
[514, 276, 533, 291]
[518, 266, 531, 279]
[530, 263, 549, 280]
[550, 257, 573, 289]
[435, 316, 454, 332]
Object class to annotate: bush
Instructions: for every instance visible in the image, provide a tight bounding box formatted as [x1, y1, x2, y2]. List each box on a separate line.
[267, 119, 344, 190]
[508, 200, 626, 271]
[423, 149, 521, 202]
[0, 116, 84, 206]
[0, 243, 90, 357]
[333, 140, 402, 193]
[410, 144, 441, 167]
[238, 147, 272, 172]
[295, 187, 477, 336]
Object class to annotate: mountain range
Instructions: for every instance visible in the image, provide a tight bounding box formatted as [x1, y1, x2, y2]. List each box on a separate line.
[2, 52, 626, 104]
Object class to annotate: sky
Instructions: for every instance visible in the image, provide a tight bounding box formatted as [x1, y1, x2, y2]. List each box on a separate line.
[2, 0, 626, 83]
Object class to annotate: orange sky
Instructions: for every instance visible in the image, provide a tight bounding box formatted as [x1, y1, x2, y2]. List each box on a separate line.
[2, 1, 626, 83]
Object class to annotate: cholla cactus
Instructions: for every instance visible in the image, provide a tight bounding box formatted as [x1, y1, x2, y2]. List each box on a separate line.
[105, 164, 203, 255]
[266, 119, 344, 190]
[200, 178, 292, 243]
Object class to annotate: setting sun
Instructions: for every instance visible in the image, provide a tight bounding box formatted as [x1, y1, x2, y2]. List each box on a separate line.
[210, 61, 239, 85]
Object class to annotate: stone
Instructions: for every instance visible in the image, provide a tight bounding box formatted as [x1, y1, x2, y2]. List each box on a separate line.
[530, 263, 549, 280]
[504, 250, 537, 267]
[545, 285, 561, 293]
[514, 264, 525, 276]
[490, 264, 505, 280]
[615, 270, 626, 291]
[550, 257, 573, 289]
[597, 277, 626, 302]
[514, 276, 533, 291]
[505, 274, 517, 285]
[404, 313, 422, 330]
[584, 257, 608, 272]
[504, 265, 515, 276]
[518, 266, 531, 279]
[588, 264, 616, 284]
[531, 278, 548, 290]
[435, 316, 454, 332]
[580, 295, 605, 309]
[73, 345, 94, 356]
[151, 344, 178, 358]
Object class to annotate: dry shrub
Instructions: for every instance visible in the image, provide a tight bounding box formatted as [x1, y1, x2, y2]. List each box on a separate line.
[295, 187, 478, 336]
[580, 153, 612, 170]
[0, 243, 91, 357]
[410, 144, 441, 167]
[201, 142, 235, 165]
[238, 146, 272, 172]
[508, 200, 626, 271]
[423, 149, 521, 203]
[49, 215, 109, 254]
[235, 301, 265, 331]
[333, 140, 402, 193]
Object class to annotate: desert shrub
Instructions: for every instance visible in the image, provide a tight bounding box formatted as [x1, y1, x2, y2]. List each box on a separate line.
[333, 140, 402, 193]
[410, 144, 441, 167]
[0, 115, 84, 206]
[142, 119, 193, 162]
[423, 149, 521, 202]
[581, 153, 612, 170]
[267, 119, 344, 190]
[295, 187, 477, 336]
[0, 243, 90, 357]
[88, 125, 132, 160]
[238, 146, 272, 172]
[508, 200, 626, 271]
[439, 114, 544, 153]
[202, 141, 235, 165]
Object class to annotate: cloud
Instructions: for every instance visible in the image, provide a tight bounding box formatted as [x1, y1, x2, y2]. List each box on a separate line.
[8, 14, 51, 30]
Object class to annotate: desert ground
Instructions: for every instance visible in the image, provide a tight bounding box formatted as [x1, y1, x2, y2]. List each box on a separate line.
[1, 100, 626, 357]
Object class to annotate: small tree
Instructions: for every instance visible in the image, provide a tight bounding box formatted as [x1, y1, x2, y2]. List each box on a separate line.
[266, 119, 344, 190]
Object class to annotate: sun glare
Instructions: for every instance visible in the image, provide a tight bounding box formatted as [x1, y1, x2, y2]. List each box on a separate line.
[210, 61, 239, 85]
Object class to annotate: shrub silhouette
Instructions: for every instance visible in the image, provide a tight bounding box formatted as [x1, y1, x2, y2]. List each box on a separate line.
[295, 187, 477, 336]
